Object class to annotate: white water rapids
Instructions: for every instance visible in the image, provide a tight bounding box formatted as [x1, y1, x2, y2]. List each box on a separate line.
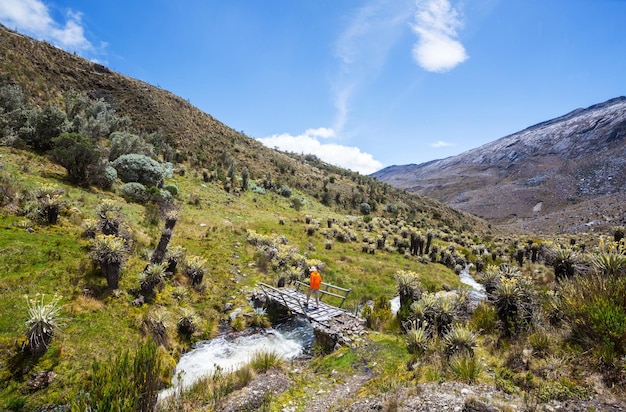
[160, 317, 313, 398]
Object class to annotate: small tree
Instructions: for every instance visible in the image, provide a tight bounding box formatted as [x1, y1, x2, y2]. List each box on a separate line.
[150, 210, 179, 265]
[241, 166, 249, 191]
[90, 235, 128, 289]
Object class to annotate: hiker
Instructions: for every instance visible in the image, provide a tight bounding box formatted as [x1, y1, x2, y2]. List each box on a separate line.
[306, 266, 322, 309]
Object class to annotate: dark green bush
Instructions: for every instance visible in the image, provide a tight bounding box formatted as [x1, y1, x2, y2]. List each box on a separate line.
[119, 182, 148, 203]
[111, 154, 165, 187]
[50, 133, 106, 186]
[359, 202, 371, 215]
[22, 103, 67, 152]
[279, 184, 292, 198]
[162, 184, 178, 197]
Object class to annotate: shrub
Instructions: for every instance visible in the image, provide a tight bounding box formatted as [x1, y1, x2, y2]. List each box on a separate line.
[469, 301, 497, 334]
[24, 294, 63, 354]
[0, 170, 17, 207]
[111, 154, 165, 187]
[119, 182, 148, 203]
[71, 339, 163, 411]
[50, 133, 106, 186]
[101, 165, 118, 189]
[22, 102, 67, 152]
[359, 202, 371, 215]
[76, 98, 129, 140]
[108, 131, 154, 160]
[279, 184, 292, 198]
[162, 184, 178, 197]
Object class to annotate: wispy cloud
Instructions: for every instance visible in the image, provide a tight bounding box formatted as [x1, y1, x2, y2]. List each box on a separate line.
[0, 0, 93, 52]
[411, 0, 468, 72]
[430, 140, 456, 148]
[257, 128, 384, 175]
[333, 0, 414, 132]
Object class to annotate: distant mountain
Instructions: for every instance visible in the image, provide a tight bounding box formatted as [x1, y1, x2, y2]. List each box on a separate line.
[373, 97, 626, 234]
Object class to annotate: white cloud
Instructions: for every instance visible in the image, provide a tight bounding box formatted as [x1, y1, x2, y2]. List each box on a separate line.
[411, 0, 468, 72]
[0, 0, 92, 51]
[257, 129, 384, 175]
[430, 140, 456, 148]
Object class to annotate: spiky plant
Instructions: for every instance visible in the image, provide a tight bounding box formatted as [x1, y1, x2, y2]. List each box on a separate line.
[395, 270, 422, 309]
[34, 186, 64, 224]
[171, 286, 188, 302]
[443, 325, 477, 358]
[81, 218, 99, 239]
[96, 199, 121, 236]
[144, 309, 169, 347]
[164, 245, 185, 276]
[177, 307, 200, 337]
[183, 255, 206, 287]
[436, 294, 458, 335]
[593, 251, 626, 277]
[478, 265, 501, 298]
[24, 294, 63, 354]
[405, 325, 429, 355]
[499, 264, 521, 278]
[139, 262, 167, 295]
[90, 234, 128, 289]
[547, 246, 579, 282]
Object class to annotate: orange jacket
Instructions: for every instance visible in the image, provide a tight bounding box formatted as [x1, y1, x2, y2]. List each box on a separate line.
[309, 271, 322, 290]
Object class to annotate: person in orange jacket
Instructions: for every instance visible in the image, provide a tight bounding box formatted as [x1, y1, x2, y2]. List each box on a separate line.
[306, 266, 322, 309]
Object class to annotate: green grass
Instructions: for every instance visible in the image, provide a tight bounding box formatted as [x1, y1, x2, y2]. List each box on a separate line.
[0, 147, 493, 409]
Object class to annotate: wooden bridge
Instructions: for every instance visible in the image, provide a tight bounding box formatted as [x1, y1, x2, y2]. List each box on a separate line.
[257, 281, 367, 348]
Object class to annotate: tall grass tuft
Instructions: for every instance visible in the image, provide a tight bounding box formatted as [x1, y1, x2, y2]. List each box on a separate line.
[71, 339, 163, 412]
[448, 353, 483, 383]
[250, 350, 283, 373]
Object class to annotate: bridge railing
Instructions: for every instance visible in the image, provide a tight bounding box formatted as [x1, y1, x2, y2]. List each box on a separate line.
[294, 280, 352, 308]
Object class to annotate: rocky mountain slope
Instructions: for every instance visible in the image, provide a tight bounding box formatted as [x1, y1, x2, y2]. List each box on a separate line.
[373, 97, 626, 234]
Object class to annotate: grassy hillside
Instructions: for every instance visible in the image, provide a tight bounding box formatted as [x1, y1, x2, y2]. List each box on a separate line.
[2, 24, 626, 411]
[0, 145, 471, 408]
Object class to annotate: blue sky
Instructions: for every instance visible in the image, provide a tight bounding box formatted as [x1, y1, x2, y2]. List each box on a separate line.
[1, 0, 625, 174]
